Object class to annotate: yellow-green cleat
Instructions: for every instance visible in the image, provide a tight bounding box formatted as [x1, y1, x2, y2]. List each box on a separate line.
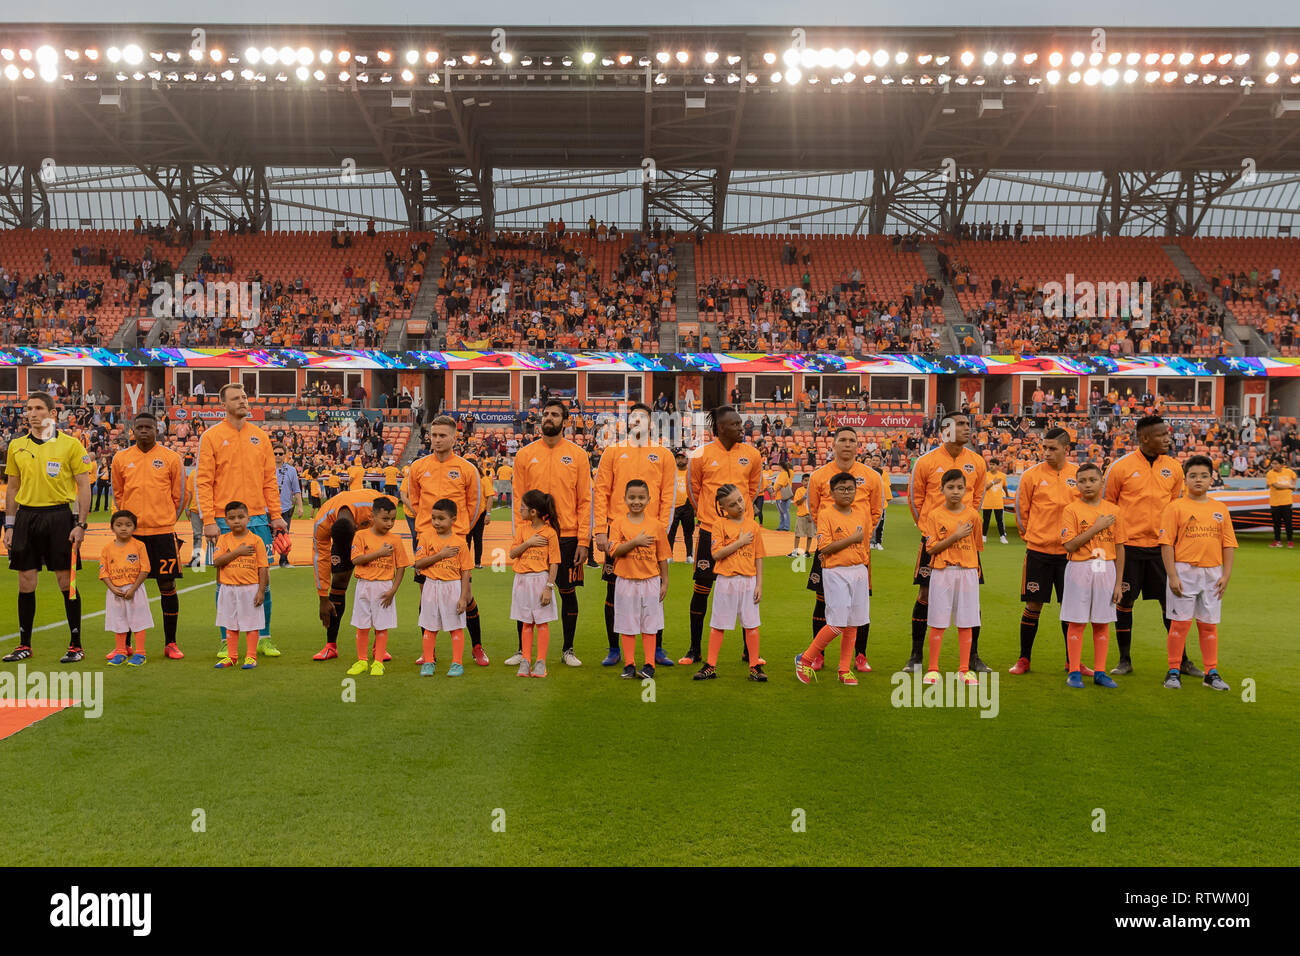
[370, 660, 385, 677]
[346, 659, 370, 676]
[257, 638, 281, 658]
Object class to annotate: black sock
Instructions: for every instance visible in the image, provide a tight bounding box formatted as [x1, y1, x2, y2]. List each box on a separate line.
[855, 623, 869, 656]
[61, 588, 82, 648]
[910, 599, 928, 658]
[1116, 606, 1133, 660]
[465, 598, 482, 648]
[812, 595, 827, 643]
[605, 577, 617, 650]
[969, 625, 981, 660]
[1018, 608, 1040, 659]
[326, 590, 346, 643]
[1060, 618, 1071, 666]
[656, 628, 664, 649]
[689, 583, 711, 654]
[159, 586, 179, 645]
[558, 588, 579, 652]
[17, 591, 35, 645]
[516, 619, 523, 652]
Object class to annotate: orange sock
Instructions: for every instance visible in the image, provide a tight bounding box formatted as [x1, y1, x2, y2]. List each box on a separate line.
[1092, 623, 1109, 672]
[1066, 622, 1085, 672]
[1167, 620, 1192, 669]
[114, 632, 129, 654]
[535, 623, 550, 661]
[707, 627, 724, 667]
[620, 634, 636, 666]
[422, 628, 438, 662]
[839, 626, 857, 673]
[957, 627, 973, 673]
[373, 629, 389, 663]
[226, 629, 239, 660]
[450, 629, 464, 665]
[356, 628, 370, 662]
[928, 627, 945, 671]
[132, 630, 146, 656]
[244, 631, 258, 660]
[743, 628, 760, 665]
[521, 623, 534, 662]
[641, 633, 655, 668]
[804, 625, 841, 664]
[1196, 621, 1218, 670]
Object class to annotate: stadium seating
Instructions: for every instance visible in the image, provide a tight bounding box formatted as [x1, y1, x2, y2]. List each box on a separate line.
[1176, 238, 1300, 355]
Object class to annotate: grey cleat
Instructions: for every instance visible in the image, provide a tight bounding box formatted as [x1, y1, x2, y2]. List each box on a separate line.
[1203, 671, 1230, 691]
[1111, 659, 1134, 676]
[1163, 670, 1182, 689]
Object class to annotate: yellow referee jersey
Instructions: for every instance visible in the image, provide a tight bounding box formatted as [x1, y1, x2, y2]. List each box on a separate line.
[5, 431, 95, 507]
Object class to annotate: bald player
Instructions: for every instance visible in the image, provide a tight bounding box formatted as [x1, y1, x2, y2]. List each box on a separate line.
[905, 413, 989, 673]
[594, 402, 676, 668]
[1007, 427, 1080, 675]
[1104, 415, 1199, 677]
[806, 426, 885, 673]
[111, 411, 186, 658]
[510, 398, 593, 667]
[310, 489, 396, 660]
[196, 383, 286, 657]
[681, 405, 763, 665]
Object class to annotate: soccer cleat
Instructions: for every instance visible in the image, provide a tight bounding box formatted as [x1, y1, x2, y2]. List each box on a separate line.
[1066, 671, 1085, 689]
[446, 662, 465, 677]
[902, 655, 923, 674]
[505, 651, 525, 666]
[60, 647, 85, 664]
[257, 638, 281, 658]
[1289, 542, 1295, 549]
[1080, 664, 1095, 677]
[516, 660, 532, 678]
[2, 646, 31, 663]
[1203, 671, 1230, 691]
[562, 648, 582, 667]
[419, 662, 436, 677]
[654, 648, 675, 667]
[127, 653, 146, 667]
[380, 652, 392, 663]
[370, 661, 385, 676]
[106, 646, 132, 661]
[313, 643, 339, 661]
[811, 653, 825, 672]
[969, 655, 994, 674]
[962, 670, 980, 686]
[1163, 669, 1182, 689]
[748, 664, 768, 683]
[531, 660, 548, 678]
[1269, 541, 1283, 548]
[1111, 659, 1134, 676]
[794, 654, 815, 684]
[164, 643, 184, 660]
[241, 656, 258, 670]
[838, 670, 859, 686]
[346, 659, 370, 676]
[693, 664, 718, 681]
[601, 648, 622, 667]
[471, 645, 490, 667]
[218, 642, 229, 659]
[214, 657, 236, 669]
[638, 664, 656, 680]
[999, 535, 1008, 544]
[1008, 657, 1031, 675]
[106, 653, 127, 666]
[1093, 672, 1119, 688]
[922, 670, 940, 685]
[854, 653, 872, 673]
[1179, 660, 1204, 678]
[620, 664, 638, 679]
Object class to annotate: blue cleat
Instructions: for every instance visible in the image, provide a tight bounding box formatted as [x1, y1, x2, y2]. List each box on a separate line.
[419, 662, 436, 677]
[446, 662, 465, 677]
[126, 653, 146, 667]
[1066, 671, 1085, 689]
[1093, 672, 1119, 688]
[600, 648, 622, 667]
[654, 647, 675, 667]
[106, 653, 127, 666]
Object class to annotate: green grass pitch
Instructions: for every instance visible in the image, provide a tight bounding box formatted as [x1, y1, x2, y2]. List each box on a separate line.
[1, 503, 1295, 866]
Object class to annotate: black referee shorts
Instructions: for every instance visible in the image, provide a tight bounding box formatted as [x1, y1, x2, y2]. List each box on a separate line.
[1119, 544, 1167, 604]
[557, 535, 585, 588]
[693, 528, 717, 585]
[136, 532, 183, 580]
[1020, 549, 1067, 603]
[8, 504, 81, 573]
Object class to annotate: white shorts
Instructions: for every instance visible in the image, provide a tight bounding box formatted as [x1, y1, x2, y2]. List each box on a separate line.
[350, 578, 399, 631]
[104, 589, 154, 634]
[511, 570, 558, 624]
[1060, 560, 1118, 624]
[216, 583, 264, 632]
[418, 577, 467, 633]
[710, 574, 761, 631]
[822, 565, 870, 628]
[926, 566, 981, 629]
[1166, 562, 1223, 624]
[613, 576, 665, 636]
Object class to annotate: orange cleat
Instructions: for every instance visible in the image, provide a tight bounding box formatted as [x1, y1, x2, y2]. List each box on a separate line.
[164, 644, 185, 660]
[312, 643, 339, 661]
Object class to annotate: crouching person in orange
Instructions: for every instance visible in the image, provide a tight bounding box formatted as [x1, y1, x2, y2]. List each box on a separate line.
[310, 490, 393, 661]
[101, 509, 153, 666]
[920, 470, 983, 686]
[346, 497, 410, 677]
[212, 501, 269, 670]
[509, 490, 562, 678]
[413, 498, 474, 678]
[698, 484, 766, 683]
[1060, 462, 1125, 689]
[607, 479, 670, 681]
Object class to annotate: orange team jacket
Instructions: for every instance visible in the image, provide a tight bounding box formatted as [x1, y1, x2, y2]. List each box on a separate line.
[215, 531, 267, 586]
[712, 514, 765, 577]
[311, 492, 393, 595]
[594, 444, 676, 530]
[415, 530, 474, 583]
[687, 440, 763, 533]
[407, 452, 482, 539]
[1157, 497, 1238, 567]
[511, 439, 593, 545]
[608, 514, 670, 580]
[817, 508, 869, 569]
[807, 461, 885, 533]
[350, 527, 412, 582]
[195, 421, 281, 523]
[921, 505, 984, 570]
[908, 445, 987, 527]
[99, 538, 150, 588]
[347, 464, 365, 490]
[1014, 461, 1080, 555]
[111, 444, 185, 535]
[1104, 451, 1184, 548]
[512, 523, 561, 574]
[1061, 498, 1126, 562]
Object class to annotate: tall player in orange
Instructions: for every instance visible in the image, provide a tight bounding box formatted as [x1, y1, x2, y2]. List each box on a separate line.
[593, 402, 675, 668]
[681, 405, 762, 665]
[309, 489, 397, 660]
[904, 414, 989, 673]
[110, 411, 186, 658]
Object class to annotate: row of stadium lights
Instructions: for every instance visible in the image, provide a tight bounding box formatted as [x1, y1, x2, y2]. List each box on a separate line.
[2, 44, 1300, 87]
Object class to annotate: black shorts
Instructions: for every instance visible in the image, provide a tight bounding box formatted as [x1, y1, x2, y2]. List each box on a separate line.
[557, 535, 585, 588]
[137, 532, 183, 580]
[8, 504, 81, 573]
[1021, 549, 1067, 603]
[330, 520, 356, 578]
[914, 537, 984, 586]
[693, 528, 716, 585]
[1119, 545, 1167, 604]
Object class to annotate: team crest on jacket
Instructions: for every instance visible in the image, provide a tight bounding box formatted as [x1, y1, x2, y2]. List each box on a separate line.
[448, 470, 460, 479]
[1160, 469, 1172, 478]
[963, 463, 975, 473]
[1066, 478, 1077, 487]
[249, 435, 260, 444]
[561, 455, 573, 465]
[648, 454, 660, 463]
[152, 459, 164, 469]
[855, 476, 865, 485]
[738, 457, 750, 465]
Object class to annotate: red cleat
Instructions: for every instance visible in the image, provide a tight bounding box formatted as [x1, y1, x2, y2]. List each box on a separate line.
[106, 646, 132, 661]
[854, 653, 872, 673]
[1008, 657, 1031, 675]
[381, 651, 392, 662]
[164, 644, 185, 659]
[472, 644, 490, 667]
[811, 653, 825, 672]
[1080, 664, 1095, 677]
[312, 643, 338, 661]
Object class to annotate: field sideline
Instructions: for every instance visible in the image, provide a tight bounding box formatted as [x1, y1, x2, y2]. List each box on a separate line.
[0, 505, 1295, 866]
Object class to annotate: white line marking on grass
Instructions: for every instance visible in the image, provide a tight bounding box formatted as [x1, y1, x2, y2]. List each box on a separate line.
[1, 580, 216, 643]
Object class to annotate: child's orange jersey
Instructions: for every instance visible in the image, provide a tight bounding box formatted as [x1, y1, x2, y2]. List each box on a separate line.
[921, 505, 984, 570]
[1015, 461, 1080, 554]
[608, 514, 669, 580]
[1104, 451, 1184, 547]
[350, 527, 412, 581]
[1266, 467, 1297, 507]
[982, 470, 1007, 509]
[908, 445, 986, 526]
[817, 507, 869, 568]
[1061, 498, 1125, 562]
[1157, 497, 1238, 567]
[215, 531, 267, 586]
[99, 537, 150, 588]
[713, 515, 765, 577]
[347, 464, 365, 490]
[382, 465, 400, 486]
[415, 530, 473, 582]
[807, 461, 884, 533]
[111, 444, 185, 535]
[687, 440, 763, 533]
[512, 523, 561, 574]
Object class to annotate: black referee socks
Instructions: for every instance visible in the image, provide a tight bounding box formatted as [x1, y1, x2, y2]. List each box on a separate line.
[61, 588, 82, 648]
[17, 591, 35, 645]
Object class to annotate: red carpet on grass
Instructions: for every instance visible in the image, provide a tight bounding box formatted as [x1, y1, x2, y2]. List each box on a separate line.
[0, 701, 78, 740]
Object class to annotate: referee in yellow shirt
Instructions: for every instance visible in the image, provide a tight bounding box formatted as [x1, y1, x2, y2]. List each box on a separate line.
[3, 392, 95, 662]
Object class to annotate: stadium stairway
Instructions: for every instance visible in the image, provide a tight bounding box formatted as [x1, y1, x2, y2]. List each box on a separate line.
[1161, 243, 1252, 356]
[660, 241, 698, 351]
[142, 239, 211, 348]
[919, 242, 965, 354]
[110, 314, 139, 348]
[396, 235, 446, 349]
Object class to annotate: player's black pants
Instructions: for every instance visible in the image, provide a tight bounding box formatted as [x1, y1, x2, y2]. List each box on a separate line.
[467, 512, 486, 566]
[668, 504, 696, 558]
[1272, 504, 1294, 542]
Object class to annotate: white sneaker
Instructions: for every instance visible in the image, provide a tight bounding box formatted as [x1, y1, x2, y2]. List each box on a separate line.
[562, 648, 582, 667]
[999, 535, 1008, 544]
[788, 550, 799, 557]
[982, 535, 988, 542]
[504, 651, 525, 666]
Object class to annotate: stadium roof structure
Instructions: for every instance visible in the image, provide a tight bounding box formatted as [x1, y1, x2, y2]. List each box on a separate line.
[3, 24, 1300, 234]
